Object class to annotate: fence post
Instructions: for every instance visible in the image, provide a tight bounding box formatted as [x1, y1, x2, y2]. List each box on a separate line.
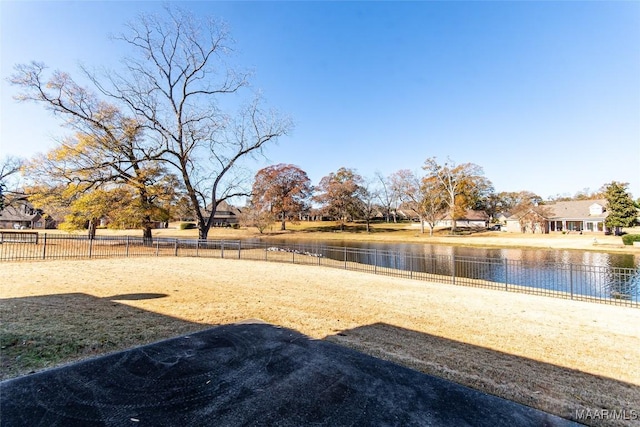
[126, 236, 130, 257]
[42, 233, 47, 260]
[374, 249, 377, 274]
[89, 236, 93, 258]
[410, 255, 413, 279]
[221, 242, 224, 259]
[452, 255, 456, 285]
[238, 240, 241, 259]
[570, 264, 574, 300]
[174, 238, 178, 256]
[155, 238, 159, 257]
[344, 246, 347, 269]
[504, 259, 508, 291]
[196, 239, 199, 257]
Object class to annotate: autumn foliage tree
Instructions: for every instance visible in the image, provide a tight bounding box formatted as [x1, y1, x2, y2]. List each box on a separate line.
[251, 164, 312, 231]
[314, 167, 364, 230]
[10, 62, 178, 240]
[423, 157, 493, 232]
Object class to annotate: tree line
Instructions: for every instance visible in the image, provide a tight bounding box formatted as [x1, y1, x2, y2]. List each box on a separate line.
[1, 6, 637, 237]
[241, 163, 637, 236]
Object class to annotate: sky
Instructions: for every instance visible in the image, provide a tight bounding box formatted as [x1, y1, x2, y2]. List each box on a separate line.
[1, 1, 639, 200]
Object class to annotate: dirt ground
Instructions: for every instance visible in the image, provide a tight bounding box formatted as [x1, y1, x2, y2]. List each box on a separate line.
[2, 257, 639, 426]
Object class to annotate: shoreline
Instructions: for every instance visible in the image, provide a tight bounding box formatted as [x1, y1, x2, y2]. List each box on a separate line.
[9, 223, 640, 255]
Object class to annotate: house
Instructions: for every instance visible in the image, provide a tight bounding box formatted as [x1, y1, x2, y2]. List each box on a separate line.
[0, 202, 56, 230]
[505, 199, 610, 234]
[435, 210, 489, 229]
[407, 208, 489, 230]
[494, 212, 511, 226]
[504, 208, 551, 233]
[203, 201, 242, 227]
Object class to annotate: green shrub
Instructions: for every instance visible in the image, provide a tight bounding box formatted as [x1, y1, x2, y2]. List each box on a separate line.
[621, 234, 640, 245]
[179, 222, 196, 230]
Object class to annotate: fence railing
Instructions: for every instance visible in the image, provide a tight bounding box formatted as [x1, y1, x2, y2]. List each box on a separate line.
[1, 233, 638, 308]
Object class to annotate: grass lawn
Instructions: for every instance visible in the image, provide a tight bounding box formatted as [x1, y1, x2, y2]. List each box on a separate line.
[1, 257, 639, 427]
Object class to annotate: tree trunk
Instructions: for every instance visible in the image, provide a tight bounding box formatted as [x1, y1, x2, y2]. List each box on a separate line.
[87, 220, 97, 240]
[281, 215, 286, 231]
[143, 226, 153, 244]
[198, 222, 210, 240]
[419, 216, 425, 234]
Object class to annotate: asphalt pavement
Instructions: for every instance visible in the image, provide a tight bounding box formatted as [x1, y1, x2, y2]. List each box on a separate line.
[0, 322, 580, 426]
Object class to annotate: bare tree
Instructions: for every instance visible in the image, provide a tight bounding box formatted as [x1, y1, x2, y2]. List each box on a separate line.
[374, 171, 399, 223]
[0, 156, 24, 212]
[238, 203, 274, 234]
[359, 178, 380, 233]
[90, 7, 292, 239]
[419, 176, 448, 236]
[390, 169, 428, 234]
[390, 169, 447, 236]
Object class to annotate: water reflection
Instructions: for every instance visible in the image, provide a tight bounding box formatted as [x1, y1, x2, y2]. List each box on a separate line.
[253, 238, 639, 302]
[315, 239, 640, 269]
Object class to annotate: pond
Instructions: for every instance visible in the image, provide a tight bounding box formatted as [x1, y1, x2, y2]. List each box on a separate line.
[252, 238, 639, 269]
[248, 237, 640, 303]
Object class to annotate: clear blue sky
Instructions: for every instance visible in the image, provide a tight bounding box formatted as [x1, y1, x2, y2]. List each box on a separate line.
[1, 1, 639, 200]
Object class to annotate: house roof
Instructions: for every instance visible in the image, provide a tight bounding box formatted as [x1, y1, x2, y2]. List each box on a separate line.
[546, 199, 608, 220]
[506, 199, 608, 221]
[443, 210, 489, 221]
[203, 201, 241, 218]
[0, 203, 42, 223]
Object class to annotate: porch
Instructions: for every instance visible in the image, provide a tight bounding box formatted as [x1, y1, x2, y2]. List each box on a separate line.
[549, 220, 605, 233]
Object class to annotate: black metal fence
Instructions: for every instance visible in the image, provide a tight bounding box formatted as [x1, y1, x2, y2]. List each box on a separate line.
[1, 233, 638, 308]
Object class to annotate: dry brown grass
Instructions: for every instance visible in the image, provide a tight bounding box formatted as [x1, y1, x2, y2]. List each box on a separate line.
[1, 257, 639, 426]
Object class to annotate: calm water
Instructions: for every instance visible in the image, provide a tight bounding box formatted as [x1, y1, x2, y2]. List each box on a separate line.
[250, 238, 640, 302]
[254, 238, 640, 269]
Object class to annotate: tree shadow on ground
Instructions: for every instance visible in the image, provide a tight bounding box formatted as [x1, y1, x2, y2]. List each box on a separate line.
[325, 322, 639, 427]
[2, 294, 636, 427]
[0, 293, 210, 380]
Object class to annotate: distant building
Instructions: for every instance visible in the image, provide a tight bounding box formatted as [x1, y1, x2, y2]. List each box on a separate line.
[203, 201, 242, 227]
[0, 202, 56, 230]
[505, 199, 610, 234]
[436, 210, 489, 229]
